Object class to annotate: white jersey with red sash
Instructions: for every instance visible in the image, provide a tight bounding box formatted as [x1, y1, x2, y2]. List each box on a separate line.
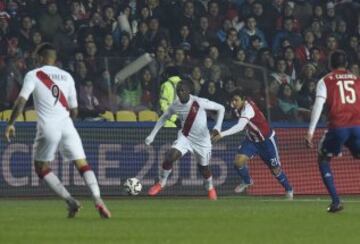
[19, 65, 78, 125]
[18, 65, 84, 162]
[169, 95, 223, 148]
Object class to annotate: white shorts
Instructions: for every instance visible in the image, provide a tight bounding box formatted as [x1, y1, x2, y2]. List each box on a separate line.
[171, 135, 211, 166]
[33, 118, 86, 162]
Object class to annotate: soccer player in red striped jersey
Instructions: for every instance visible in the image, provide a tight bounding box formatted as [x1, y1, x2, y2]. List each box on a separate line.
[145, 80, 225, 200]
[305, 50, 360, 213]
[4, 43, 111, 218]
[212, 89, 293, 199]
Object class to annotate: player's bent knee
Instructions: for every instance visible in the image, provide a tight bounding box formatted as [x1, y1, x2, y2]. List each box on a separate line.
[271, 166, 281, 176]
[34, 161, 51, 179]
[165, 149, 182, 163]
[73, 158, 88, 168]
[234, 154, 248, 168]
[197, 164, 211, 178]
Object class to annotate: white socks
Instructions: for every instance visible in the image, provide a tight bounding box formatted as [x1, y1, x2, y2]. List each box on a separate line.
[159, 169, 172, 187]
[204, 176, 214, 191]
[82, 170, 101, 201]
[43, 172, 71, 200]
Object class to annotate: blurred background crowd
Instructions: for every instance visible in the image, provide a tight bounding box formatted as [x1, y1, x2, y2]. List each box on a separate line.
[0, 0, 359, 122]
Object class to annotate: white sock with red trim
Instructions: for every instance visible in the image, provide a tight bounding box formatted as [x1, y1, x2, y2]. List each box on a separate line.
[159, 169, 172, 188]
[204, 176, 214, 191]
[43, 172, 71, 200]
[79, 165, 101, 202]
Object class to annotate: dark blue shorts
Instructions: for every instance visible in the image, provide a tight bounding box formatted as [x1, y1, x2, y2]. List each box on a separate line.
[238, 134, 281, 168]
[319, 127, 360, 157]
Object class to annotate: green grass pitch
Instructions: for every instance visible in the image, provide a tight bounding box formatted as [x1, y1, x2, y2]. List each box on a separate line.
[0, 197, 359, 244]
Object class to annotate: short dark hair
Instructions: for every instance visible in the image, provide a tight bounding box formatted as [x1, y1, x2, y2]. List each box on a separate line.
[36, 42, 56, 57]
[330, 50, 348, 69]
[178, 79, 194, 91]
[231, 88, 246, 99]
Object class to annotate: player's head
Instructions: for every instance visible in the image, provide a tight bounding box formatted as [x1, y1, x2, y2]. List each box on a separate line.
[176, 79, 193, 103]
[35, 42, 57, 64]
[330, 50, 348, 70]
[230, 88, 246, 109]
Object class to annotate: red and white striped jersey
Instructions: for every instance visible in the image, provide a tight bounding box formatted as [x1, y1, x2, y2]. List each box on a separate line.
[19, 65, 78, 125]
[236, 100, 272, 142]
[316, 69, 360, 128]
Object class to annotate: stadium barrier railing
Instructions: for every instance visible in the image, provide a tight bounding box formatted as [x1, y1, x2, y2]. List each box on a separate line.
[1, 122, 359, 197]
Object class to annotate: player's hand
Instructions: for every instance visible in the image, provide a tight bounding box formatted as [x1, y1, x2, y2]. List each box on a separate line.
[5, 124, 16, 143]
[210, 129, 220, 140]
[145, 136, 154, 146]
[305, 133, 314, 148]
[211, 132, 223, 143]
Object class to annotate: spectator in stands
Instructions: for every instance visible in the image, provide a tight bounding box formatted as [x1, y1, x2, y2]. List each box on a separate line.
[294, 62, 317, 92]
[240, 0, 256, 19]
[297, 79, 316, 110]
[239, 15, 267, 50]
[270, 58, 294, 87]
[69, 0, 89, 28]
[38, 1, 63, 41]
[53, 18, 78, 63]
[345, 34, 359, 64]
[116, 76, 146, 112]
[295, 30, 316, 65]
[283, 46, 300, 81]
[276, 83, 309, 122]
[140, 68, 158, 110]
[118, 32, 135, 57]
[189, 66, 205, 96]
[323, 34, 338, 59]
[350, 63, 359, 77]
[220, 27, 241, 59]
[173, 24, 193, 52]
[334, 19, 349, 48]
[276, 1, 300, 32]
[237, 66, 261, 92]
[147, 17, 169, 52]
[17, 15, 34, 53]
[131, 21, 150, 53]
[206, 1, 224, 33]
[255, 47, 275, 71]
[216, 18, 232, 43]
[307, 18, 325, 46]
[272, 16, 303, 54]
[199, 80, 225, 105]
[323, 1, 338, 33]
[98, 33, 118, 57]
[79, 80, 104, 120]
[172, 47, 191, 76]
[309, 47, 327, 79]
[192, 16, 216, 58]
[246, 35, 264, 63]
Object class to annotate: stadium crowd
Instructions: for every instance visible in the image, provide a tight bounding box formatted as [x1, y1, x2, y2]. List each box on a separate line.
[0, 0, 359, 122]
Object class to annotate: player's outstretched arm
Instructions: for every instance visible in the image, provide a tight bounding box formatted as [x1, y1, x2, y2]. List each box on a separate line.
[306, 96, 326, 148]
[145, 108, 174, 145]
[5, 96, 27, 142]
[212, 117, 249, 143]
[202, 99, 225, 132]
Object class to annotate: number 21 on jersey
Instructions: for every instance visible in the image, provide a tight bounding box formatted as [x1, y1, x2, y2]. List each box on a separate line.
[336, 80, 356, 104]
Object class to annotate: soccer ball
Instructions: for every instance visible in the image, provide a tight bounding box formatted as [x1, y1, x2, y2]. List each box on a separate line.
[124, 178, 142, 195]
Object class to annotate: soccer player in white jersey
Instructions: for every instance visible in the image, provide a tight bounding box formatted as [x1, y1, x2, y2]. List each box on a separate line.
[4, 43, 111, 218]
[145, 80, 225, 200]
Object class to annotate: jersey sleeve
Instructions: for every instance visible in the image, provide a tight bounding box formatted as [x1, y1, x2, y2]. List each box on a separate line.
[18, 72, 36, 100]
[316, 78, 327, 99]
[240, 102, 255, 120]
[198, 98, 225, 131]
[220, 103, 254, 137]
[67, 74, 78, 109]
